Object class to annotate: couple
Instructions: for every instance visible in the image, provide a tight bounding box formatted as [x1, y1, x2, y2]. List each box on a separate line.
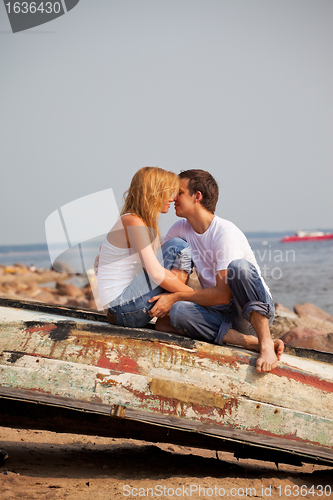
[97, 167, 284, 373]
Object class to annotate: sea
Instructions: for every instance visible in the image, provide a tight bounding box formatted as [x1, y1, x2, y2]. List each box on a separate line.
[0, 231, 332, 316]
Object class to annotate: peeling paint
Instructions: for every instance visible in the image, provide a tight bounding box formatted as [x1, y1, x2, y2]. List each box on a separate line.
[6, 352, 24, 364]
[149, 378, 230, 409]
[272, 365, 333, 393]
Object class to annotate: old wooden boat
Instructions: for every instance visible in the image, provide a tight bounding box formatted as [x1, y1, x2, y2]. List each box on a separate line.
[0, 296, 332, 467]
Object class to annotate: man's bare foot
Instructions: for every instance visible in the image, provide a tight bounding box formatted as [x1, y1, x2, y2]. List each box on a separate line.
[249, 337, 284, 359]
[249, 311, 283, 373]
[251, 337, 284, 361]
[256, 341, 281, 373]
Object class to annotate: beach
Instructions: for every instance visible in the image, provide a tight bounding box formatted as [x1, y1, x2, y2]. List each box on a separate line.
[1, 427, 333, 500]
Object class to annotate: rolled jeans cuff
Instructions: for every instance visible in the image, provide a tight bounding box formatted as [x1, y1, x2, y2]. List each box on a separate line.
[214, 321, 232, 346]
[242, 300, 274, 322]
[168, 245, 192, 274]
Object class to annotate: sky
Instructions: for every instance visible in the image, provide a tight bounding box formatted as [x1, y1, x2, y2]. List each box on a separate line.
[0, 0, 332, 245]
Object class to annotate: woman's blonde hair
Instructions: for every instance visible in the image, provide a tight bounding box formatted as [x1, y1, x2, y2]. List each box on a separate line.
[121, 167, 179, 237]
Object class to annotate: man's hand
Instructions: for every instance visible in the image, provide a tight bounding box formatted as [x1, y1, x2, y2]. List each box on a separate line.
[148, 293, 177, 318]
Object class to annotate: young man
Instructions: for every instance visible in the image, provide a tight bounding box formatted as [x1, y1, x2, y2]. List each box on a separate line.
[149, 169, 283, 373]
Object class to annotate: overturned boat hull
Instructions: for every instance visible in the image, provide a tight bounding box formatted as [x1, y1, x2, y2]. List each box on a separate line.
[0, 297, 332, 466]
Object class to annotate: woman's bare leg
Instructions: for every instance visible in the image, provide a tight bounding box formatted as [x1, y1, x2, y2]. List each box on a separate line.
[155, 315, 183, 334]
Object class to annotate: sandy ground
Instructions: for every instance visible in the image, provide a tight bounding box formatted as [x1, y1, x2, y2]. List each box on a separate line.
[0, 427, 332, 500]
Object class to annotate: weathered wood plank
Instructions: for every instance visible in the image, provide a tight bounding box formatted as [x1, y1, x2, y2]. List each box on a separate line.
[0, 396, 311, 466]
[0, 389, 332, 464]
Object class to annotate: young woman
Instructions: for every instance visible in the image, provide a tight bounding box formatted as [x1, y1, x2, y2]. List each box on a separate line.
[97, 167, 193, 328]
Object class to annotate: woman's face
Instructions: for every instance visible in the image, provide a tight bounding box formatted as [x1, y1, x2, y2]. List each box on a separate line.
[160, 194, 175, 214]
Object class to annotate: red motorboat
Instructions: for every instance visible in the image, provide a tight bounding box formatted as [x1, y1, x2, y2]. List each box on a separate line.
[281, 230, 333, 243]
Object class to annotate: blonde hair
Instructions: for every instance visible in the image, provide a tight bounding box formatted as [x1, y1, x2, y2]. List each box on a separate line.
[121, 167, 179, 238]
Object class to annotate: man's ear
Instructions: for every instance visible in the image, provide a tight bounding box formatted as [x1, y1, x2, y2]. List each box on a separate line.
[195, 191, 203, 203]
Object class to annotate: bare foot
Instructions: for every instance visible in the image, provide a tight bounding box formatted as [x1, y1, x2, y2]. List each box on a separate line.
[256, 341, 279, 373]
[274, 338, 284, 360]
[250, 338, 284, 360]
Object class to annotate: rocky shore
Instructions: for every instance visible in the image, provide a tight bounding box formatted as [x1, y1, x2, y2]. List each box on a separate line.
[0, 263, 332, 353]
[0, 264, 97, 310]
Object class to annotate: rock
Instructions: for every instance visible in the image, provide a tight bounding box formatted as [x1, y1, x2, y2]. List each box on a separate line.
[274, 303, 298, 319]
[16, 283, 29, 291]
[51, 261, 74, 273]
[1, 283, 20, 295]
[82, 285, 94, 301]
[280, 327, 327, 345]
[33, 289, 56, 304]
[52, 295, 69, 306]
[288, 332, 333, 354]
[270, 316, 298, 339]
[25, 286, 42, 298]
[4, 265, 25, 275]
[88, 299, 98, 310]
[13, 292, 35, 301]
[66, 298, 89, 308]
[294, 303, 333, 323]
[56, 283, 85, 298]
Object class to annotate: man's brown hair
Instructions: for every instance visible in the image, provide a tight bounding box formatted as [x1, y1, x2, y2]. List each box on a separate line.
[179, 169, 219, 214]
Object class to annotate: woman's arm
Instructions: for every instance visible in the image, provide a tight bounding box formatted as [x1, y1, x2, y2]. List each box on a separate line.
[122, 215, 192, 293]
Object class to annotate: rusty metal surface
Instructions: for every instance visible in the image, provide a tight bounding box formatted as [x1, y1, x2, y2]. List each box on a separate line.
[0, 300, 332, 464]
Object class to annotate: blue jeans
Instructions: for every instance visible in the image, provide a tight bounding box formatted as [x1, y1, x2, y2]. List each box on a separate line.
[169, 259, 275, 345]
[108, 237, 192, 328]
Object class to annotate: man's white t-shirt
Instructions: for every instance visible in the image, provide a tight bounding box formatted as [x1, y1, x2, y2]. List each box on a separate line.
[165, 216, 270, 294]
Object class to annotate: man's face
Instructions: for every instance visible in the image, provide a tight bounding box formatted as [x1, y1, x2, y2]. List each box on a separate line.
[174, 178, 196, 218]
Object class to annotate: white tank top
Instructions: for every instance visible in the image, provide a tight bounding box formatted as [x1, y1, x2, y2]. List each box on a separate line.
[97, 216, 141, 308]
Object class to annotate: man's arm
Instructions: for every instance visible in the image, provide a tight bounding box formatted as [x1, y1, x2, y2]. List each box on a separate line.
[148, 269, 232, 318]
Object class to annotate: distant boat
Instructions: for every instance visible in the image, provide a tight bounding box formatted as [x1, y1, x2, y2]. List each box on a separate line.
[281, 231, 333, 243]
